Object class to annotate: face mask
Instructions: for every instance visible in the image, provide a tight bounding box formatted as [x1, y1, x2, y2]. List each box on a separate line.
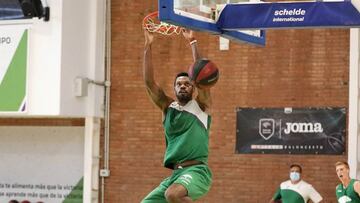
[290, 172, 301, 182]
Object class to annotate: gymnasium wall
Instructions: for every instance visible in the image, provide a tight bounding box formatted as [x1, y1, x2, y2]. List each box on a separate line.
[0, 0, 348, 202]
[109, 0, 349, 202]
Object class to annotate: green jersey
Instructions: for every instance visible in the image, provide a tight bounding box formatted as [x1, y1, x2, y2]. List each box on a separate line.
[163, 100, 210, 169]
[336, 179, 360, 203]
[273, 180, 323, 203]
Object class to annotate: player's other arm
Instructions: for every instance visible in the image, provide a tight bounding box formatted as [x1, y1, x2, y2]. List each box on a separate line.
[143, 30, 173, 112]
[196, 85, 212, 112]
[182, 29, 212, 112]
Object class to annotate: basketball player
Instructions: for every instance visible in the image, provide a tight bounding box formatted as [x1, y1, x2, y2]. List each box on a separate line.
[335, 161, 360, 203]
[270, 164, 323, 203]
[141, 28, 213, 203]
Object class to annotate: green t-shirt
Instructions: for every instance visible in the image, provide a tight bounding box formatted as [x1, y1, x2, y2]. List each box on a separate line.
[336, 179, 360, 203]
[273, 180, 322, 203]
[163, 100, 211, 169]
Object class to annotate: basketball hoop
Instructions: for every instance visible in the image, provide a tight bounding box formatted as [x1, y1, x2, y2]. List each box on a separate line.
[143, 11, 181, 35]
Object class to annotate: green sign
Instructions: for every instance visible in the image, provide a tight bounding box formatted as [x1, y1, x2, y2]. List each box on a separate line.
[0, 28, 28, 113]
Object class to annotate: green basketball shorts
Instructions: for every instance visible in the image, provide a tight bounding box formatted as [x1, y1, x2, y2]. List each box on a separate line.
[141, 164, 212, 203]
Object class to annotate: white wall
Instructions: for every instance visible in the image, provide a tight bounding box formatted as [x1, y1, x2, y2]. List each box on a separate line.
[59, 0, 105, 117]
[349, 28, 360, 179]
[0, 0, 105, 117]
[0, 126, 84, 203]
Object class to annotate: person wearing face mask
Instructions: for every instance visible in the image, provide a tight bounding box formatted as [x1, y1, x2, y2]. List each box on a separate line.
[335, 161, 360, 203]
[269, 164, 323, 203]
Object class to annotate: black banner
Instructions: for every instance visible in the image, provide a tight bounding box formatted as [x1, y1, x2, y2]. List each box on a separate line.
[236, 107, 346, 154]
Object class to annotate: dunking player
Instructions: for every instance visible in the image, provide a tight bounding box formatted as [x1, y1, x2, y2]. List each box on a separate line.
[141, 29, 213, 203]
[335, 161, 360, 203]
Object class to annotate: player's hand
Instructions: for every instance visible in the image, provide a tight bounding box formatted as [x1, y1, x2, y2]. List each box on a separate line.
[182, 28, 194, 41]
[144, 30, 154, 47]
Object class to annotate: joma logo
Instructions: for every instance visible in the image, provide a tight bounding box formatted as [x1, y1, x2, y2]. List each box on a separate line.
[284, 122, 323, 134]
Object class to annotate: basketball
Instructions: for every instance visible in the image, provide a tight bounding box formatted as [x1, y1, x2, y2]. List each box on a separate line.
[188, 58, 219, 88]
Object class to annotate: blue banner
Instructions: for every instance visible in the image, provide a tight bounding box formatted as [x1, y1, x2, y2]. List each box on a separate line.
[217, 1, 360, 29]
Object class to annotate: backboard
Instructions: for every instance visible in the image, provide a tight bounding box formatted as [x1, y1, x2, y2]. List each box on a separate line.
[158, 0, 266, 46]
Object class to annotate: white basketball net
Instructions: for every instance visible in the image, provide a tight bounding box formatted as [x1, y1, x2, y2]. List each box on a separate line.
[143, 12, 181, 35]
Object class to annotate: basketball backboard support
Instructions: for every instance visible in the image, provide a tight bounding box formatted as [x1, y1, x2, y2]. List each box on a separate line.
[158, 0, 266, 46]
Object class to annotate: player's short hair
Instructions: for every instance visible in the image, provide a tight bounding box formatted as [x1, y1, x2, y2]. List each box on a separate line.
[335, 161, 349, 169]
[290, 164, 302, 173]
[174, 72, 190, 86]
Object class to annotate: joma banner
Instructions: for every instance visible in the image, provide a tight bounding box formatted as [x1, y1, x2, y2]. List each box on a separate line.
[236, 107, 346, 154]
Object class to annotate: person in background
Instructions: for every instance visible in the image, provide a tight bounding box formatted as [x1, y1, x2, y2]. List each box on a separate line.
[270, 164, 323, 203]
[335, 161, 360, 203]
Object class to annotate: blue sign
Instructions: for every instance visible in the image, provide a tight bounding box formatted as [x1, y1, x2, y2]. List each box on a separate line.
[217, 1, 360, 29]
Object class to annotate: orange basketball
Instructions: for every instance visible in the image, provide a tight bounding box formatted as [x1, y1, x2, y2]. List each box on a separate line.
[188, 58, 219, 89]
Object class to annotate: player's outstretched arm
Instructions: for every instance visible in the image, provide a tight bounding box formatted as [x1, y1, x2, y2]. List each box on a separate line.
[143, 30, 173, 112]
[183, 29, 212, 112]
